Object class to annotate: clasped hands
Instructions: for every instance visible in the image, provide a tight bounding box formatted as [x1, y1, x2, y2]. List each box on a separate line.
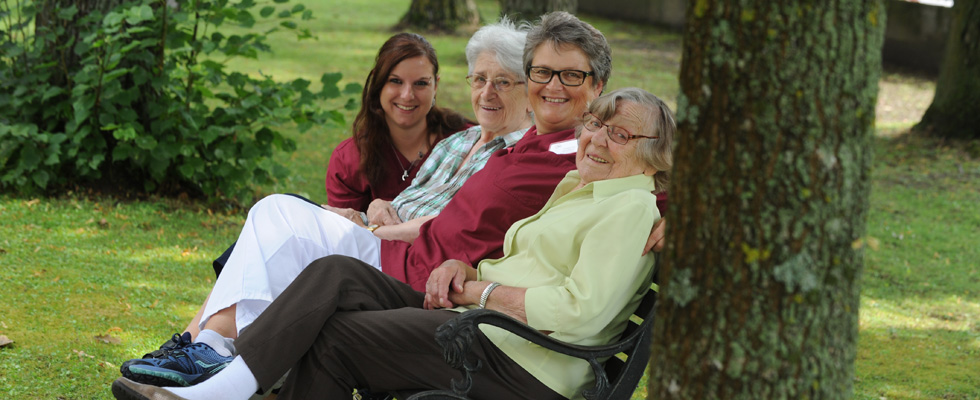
[423, 259, 480, 310]
[321, 198, 402, 228]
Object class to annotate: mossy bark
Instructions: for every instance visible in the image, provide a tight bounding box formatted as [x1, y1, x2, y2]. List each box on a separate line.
[914, 1, 980, 140]
[648, 1, 885, 398]
[499, 0, 577, 23]
[395, 0, 480, 33]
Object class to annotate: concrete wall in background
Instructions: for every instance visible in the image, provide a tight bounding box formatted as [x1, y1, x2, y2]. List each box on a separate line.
[578, 0, 953, 75]
[882, 1, 952, 74]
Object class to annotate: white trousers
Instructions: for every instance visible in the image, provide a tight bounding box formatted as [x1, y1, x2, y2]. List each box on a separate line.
[200, 194, 383, 334]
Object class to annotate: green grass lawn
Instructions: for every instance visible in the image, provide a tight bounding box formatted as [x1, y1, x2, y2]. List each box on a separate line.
[1, 1, 978, 398]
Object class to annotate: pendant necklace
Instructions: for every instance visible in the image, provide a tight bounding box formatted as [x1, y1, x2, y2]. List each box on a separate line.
[391, 141, 425, 181]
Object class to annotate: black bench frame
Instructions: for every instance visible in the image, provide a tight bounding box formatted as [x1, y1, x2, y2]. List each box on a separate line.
[404, 278, 659, 400]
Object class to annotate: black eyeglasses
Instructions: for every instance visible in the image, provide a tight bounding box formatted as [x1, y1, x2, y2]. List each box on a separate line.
[526, 66, 594, 87]
[582, 113, 658, 145]
[465, 75, 525, 92]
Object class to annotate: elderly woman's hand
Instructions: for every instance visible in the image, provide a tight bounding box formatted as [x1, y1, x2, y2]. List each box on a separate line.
[320, 204, 367, 228]
[642, 218, 666, 255]
[366, 199, 402, 226]
[423, 260, 476, 310]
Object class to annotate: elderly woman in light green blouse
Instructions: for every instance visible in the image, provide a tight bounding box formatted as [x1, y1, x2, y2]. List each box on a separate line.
[110, 87, 675, 400]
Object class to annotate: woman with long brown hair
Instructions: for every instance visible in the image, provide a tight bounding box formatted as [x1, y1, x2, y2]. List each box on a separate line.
[326, 33, 470, 212]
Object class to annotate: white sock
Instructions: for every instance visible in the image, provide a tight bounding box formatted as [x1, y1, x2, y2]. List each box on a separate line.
[165, 356, 258, 400]
[195, 329, 235, 357]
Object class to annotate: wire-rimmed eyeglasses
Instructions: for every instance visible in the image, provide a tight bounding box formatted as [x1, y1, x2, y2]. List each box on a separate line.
[466, 75, 525, 92]
[582, 113, 658, 145]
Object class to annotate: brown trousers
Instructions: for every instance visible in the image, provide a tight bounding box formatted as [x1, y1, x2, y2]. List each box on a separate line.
[234, 255, 562, 399]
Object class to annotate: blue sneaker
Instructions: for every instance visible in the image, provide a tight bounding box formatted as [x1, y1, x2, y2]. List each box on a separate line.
[120, 341, 233, 387]
[144, 332, 192, 359]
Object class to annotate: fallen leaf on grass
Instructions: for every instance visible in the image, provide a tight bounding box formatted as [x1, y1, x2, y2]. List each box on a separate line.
[94, 334, 121, 344]
[72, 349, 94, 360]
[0, 335, 13, 347]
[25, 199, 40, 206]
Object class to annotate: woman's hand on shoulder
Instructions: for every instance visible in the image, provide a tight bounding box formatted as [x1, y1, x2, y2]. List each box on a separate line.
[423, 260, 476, 310]
[643, 218, 666, 255]
[366, 199, 402, 226]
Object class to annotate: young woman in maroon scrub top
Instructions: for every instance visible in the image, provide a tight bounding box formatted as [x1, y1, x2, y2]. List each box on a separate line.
[325, 33, 471, 212]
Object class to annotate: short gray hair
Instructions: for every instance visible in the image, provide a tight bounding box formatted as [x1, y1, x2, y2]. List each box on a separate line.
[466, 17, 529, 81]
[587, 87, 676, 192]
[523, 11, 612, 89]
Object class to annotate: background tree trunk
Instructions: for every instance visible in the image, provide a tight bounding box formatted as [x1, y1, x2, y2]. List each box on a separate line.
[499, 0, 577, 23]
[648, 1, 885, 398]
[913, 1, 980, 140]
[396, 0, 480, 33]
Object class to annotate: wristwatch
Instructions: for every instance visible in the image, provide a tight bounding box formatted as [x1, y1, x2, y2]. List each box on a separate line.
[366, 224, 380, 232]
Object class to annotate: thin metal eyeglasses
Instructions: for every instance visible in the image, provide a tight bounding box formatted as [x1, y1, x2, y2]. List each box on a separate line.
[582, 113, 658, 145]
[526, 66, 595, 87]
[465, 75, 526, 92]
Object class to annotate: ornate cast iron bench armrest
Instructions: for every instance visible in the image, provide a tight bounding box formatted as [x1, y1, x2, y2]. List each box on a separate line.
[408, 288, 658, 400]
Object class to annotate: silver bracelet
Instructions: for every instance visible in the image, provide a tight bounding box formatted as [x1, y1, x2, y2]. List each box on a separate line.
[479, 282, 501, 309]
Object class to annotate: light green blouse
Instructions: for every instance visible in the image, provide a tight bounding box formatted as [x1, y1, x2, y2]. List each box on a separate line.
[460, 170, 660, 399]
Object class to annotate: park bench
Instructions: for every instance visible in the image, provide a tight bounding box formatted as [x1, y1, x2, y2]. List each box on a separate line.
[399, 273, 660, 400]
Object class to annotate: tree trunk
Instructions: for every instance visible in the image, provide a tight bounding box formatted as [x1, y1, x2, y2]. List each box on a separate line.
[913, 1, 980, 140]
[396, 0, 480, 33]
[499, 0, 577, 23]
[648, 1, 885, 398]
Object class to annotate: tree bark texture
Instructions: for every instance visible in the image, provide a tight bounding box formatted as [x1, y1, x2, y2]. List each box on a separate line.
[396, 0, 480, 33]
[648, 1, 885, 399]
[499, 0, 577, 23]
[914, 1, 980, 140]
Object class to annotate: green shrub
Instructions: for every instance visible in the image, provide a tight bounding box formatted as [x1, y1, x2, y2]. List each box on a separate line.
[0, 0, 360, 203]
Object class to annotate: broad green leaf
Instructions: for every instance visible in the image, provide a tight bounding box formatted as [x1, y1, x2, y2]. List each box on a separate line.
[72, 95, 95, 125]
[41, 86, 65, 102]
[343, 82, 362, 96]
[19, 143, 41, 169]
[57, 5, 78, 19]
[102, 68, 130, 84]
[320, 72, 342, 98]
[125, 4, 153, 25]
[237, 10, 256, 28]
[103, 11, 124, 27]
[135, 135, 158, 150]
[113, 126, 138, 141]
[240, 95, 261, 109]
[260, 6, 275, 17]
[112, 143, 134, 161]
[32, 170, 50, 188]
[87, 153, 105, 171]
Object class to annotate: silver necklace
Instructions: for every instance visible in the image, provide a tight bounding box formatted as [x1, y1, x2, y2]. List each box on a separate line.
[391, 142, 425, 181]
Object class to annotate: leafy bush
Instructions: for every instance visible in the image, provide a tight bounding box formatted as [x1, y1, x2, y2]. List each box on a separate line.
[0, 0, 360, 202]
